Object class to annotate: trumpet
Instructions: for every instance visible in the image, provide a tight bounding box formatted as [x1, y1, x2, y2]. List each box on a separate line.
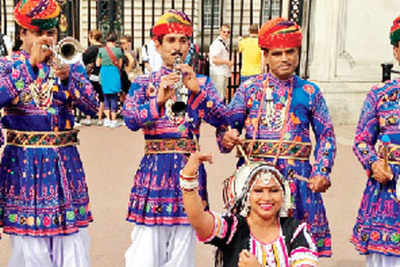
[171, 55, 189, 116]
[41, 37, 84, 65]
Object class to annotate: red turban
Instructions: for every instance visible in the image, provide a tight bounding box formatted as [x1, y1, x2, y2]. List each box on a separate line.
[390, 16, 400, 46]
[258, 17, 302, 49]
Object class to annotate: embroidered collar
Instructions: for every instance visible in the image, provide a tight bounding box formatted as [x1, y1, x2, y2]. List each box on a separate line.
[267, 72, 294, 88]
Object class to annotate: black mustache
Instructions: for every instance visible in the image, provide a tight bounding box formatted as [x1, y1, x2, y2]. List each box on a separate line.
[172, 52, 183, 57]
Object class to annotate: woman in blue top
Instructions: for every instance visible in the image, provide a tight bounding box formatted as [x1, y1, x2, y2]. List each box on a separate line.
[96, 32, 123, 128]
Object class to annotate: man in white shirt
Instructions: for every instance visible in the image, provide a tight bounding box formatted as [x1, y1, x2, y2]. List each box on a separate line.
[0, 33, 12, 57]
[209, 24, 233, 101]
[142, 30, 163, 74]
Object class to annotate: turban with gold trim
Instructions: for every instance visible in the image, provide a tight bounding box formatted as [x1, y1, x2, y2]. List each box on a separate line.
[14, 0, 61, 31]
[258, 17, 302, 49]
[152, 9, 193, 39]
[390, 16, 400, 46]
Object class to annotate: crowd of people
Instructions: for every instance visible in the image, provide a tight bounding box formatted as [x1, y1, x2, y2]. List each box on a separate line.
[0, 0, 400, 267]
[79, 30, 141, 128]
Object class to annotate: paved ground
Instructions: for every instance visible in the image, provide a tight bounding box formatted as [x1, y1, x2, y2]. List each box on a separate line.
[0, 123, 368, 267]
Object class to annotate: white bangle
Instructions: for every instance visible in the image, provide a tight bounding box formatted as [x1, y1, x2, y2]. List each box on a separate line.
[179, 178, 199, 190]
[179, 169, 199, 180]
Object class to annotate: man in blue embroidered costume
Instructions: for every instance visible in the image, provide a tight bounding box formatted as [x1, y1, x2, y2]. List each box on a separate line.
[122, 10, 228, 267]
[0, 0, 98, 266]
[351, 16, 400, 267]
[218, 17, 336, 257]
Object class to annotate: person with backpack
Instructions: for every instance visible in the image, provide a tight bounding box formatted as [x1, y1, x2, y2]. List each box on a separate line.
[96, 32, 123, 128]
[119, 35, 138, 104]
[82, 29, 104, 126]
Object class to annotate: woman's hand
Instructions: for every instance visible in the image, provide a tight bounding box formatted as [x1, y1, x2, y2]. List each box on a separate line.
[238, 250, 261, 267]
[182, 152, 213, 177]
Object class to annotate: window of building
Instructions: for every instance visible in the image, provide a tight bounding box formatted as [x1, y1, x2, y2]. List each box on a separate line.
[263, 0, 281, 22]
[203, 0, 220, 28]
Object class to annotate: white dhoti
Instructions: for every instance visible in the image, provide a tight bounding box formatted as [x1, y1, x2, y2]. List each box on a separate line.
[366, 253, 400, 267]
[125, 225, 196, 267]
[8, 228, 90, 267]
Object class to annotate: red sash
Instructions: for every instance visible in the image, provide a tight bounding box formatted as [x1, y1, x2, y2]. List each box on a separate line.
[105, 46, 120, 69]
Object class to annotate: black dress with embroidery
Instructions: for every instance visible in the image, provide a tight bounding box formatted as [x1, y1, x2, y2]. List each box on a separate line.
[201, 212, 318, 267]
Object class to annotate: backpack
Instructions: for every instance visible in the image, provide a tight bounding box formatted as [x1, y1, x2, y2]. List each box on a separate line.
[0, 34, 8, 57]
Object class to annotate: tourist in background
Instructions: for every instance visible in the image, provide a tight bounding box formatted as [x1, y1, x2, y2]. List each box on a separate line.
[83, 29, 104, 126]
[97, 32, 123, 128]
[238, 24, 263, 83]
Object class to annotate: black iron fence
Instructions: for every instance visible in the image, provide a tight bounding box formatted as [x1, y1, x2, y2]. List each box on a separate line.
[89, 0, 306, 102]
[2, 0, 307, 103]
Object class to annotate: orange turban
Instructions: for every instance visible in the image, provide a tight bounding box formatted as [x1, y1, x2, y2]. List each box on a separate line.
[14, 0, 61, 31]
[258, 17, 302, 49]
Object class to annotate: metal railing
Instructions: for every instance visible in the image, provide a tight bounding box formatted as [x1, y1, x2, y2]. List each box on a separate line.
[1, 0, 309, 121]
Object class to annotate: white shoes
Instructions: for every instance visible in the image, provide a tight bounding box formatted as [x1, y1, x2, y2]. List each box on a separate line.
[109, 120, 122, 128]
[101, 119, 124, 128]
[81, 118, 92, 126]
[103, 119, 111, 127]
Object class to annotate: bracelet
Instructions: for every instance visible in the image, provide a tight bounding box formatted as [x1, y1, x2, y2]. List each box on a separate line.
[179, 177, 199, 190]
[180, 187, 197, 193]
[179, 169, 199, 180]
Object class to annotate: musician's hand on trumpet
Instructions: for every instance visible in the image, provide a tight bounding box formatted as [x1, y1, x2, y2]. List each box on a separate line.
[29, 36, 55, 67]
[174, 61, 200, 95]
[158, 73, 180, 107]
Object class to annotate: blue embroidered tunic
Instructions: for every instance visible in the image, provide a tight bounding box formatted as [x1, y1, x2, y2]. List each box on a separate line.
[218, 73, 336, 257]
[352, 78, 400, 256]
[0, 51, 98, 237]
[122, 66, 228, 225]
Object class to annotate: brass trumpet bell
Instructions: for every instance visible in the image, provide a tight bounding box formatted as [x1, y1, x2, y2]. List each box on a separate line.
[42, 37, 83, 64]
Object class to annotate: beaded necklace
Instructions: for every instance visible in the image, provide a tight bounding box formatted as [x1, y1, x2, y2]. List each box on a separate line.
[18, 51, 55, 109]
[29, 65, 55, 108]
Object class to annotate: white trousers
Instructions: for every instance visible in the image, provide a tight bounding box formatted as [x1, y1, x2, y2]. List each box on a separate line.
[366, 253, 400, 267]
[210, 73, 228, 100]
[8, 228, 90, 267]
[125, 225, 196, 267]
